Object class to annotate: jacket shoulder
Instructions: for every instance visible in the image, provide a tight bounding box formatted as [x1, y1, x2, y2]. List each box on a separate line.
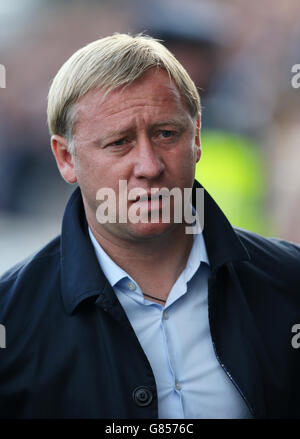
[0, 235, 61, 282]
[0, 235, 61, 318]
[235, 227, 300, 262]
[234, 227, 300, 287]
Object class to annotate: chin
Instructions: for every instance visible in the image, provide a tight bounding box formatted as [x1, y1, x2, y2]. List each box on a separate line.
[126, 221, 178, 241]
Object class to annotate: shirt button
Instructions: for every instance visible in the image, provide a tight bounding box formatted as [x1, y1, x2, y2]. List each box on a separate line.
[163, 311, 169, 320]
[128, 282, 136, 291]
[175, 382, 182, 391]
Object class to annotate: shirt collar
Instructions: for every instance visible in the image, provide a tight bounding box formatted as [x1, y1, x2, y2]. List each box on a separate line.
[88, 227, 130, 288]
[88, 209, 210, 292]
[184, 225, 210, 285]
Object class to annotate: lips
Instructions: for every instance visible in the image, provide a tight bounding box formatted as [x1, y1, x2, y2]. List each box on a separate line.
[134, 188, 169, 203]
[138, 193, 160, 202]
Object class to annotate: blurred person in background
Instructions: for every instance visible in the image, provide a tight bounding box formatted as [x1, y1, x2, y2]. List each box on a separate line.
[0, 34, 299, 419]
[264, 22, 300, 243]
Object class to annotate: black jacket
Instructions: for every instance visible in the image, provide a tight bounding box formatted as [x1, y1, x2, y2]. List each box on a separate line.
[0, 182, 299, 419]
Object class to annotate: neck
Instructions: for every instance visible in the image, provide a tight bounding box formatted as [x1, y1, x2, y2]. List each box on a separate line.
[89, 222, 193, 302]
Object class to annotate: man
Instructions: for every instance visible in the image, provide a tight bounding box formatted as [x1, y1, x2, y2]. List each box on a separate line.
[0, 34, 299, 419]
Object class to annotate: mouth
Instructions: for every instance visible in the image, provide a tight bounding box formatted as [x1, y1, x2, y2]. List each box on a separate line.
[135, 188, 169, 203]
[137, 194, 159, 203]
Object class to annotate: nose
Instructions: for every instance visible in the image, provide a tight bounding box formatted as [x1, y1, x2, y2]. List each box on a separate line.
[133, 135, 165, 180]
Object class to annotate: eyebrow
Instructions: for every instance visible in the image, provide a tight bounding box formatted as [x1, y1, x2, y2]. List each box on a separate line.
[93, 128, 132, 147]
[151, 118, 187, 130]
[93, 118, 188, 147]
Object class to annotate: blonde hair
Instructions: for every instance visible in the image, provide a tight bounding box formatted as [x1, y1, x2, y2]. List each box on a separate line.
[47, 33, 201, 153]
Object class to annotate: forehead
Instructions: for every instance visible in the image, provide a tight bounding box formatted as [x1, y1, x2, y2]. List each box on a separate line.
[74, 69, 189, 127]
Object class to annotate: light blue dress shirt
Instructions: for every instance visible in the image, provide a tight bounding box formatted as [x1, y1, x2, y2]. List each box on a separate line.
[88, 226, 252, 419]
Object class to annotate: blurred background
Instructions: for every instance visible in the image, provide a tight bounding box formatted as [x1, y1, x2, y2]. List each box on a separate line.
[0, 0, 300, 274]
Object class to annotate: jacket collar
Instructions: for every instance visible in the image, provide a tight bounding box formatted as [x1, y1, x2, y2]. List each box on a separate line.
[60, 182, 250, 314]
[194, 180, 250, 272]
[60, 187, 108, 314]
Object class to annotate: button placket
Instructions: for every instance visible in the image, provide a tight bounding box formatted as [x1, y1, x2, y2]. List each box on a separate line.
[175, 382, 182, 391]
[163, 310, 169, 320]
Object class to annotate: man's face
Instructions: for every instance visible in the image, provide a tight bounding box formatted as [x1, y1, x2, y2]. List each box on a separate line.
[53, 68, 201, 243]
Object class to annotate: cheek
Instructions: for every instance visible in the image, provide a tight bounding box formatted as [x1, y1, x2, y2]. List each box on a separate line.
[74, 155, 103, 195]
[75, 150, 101, 176]
[180, 140, 198, 166]
[177, 143, 198, 183]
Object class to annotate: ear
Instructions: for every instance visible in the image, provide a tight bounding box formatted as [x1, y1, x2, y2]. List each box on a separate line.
[51, 135, 77, 184]
[195, 114, 201, 163]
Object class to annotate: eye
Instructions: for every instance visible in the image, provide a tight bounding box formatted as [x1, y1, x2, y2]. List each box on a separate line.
[111, 138, 126, 146]
[156, 129, 180, 143]
[105, 137, 131, 148]
[160, 130, 174, 138]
